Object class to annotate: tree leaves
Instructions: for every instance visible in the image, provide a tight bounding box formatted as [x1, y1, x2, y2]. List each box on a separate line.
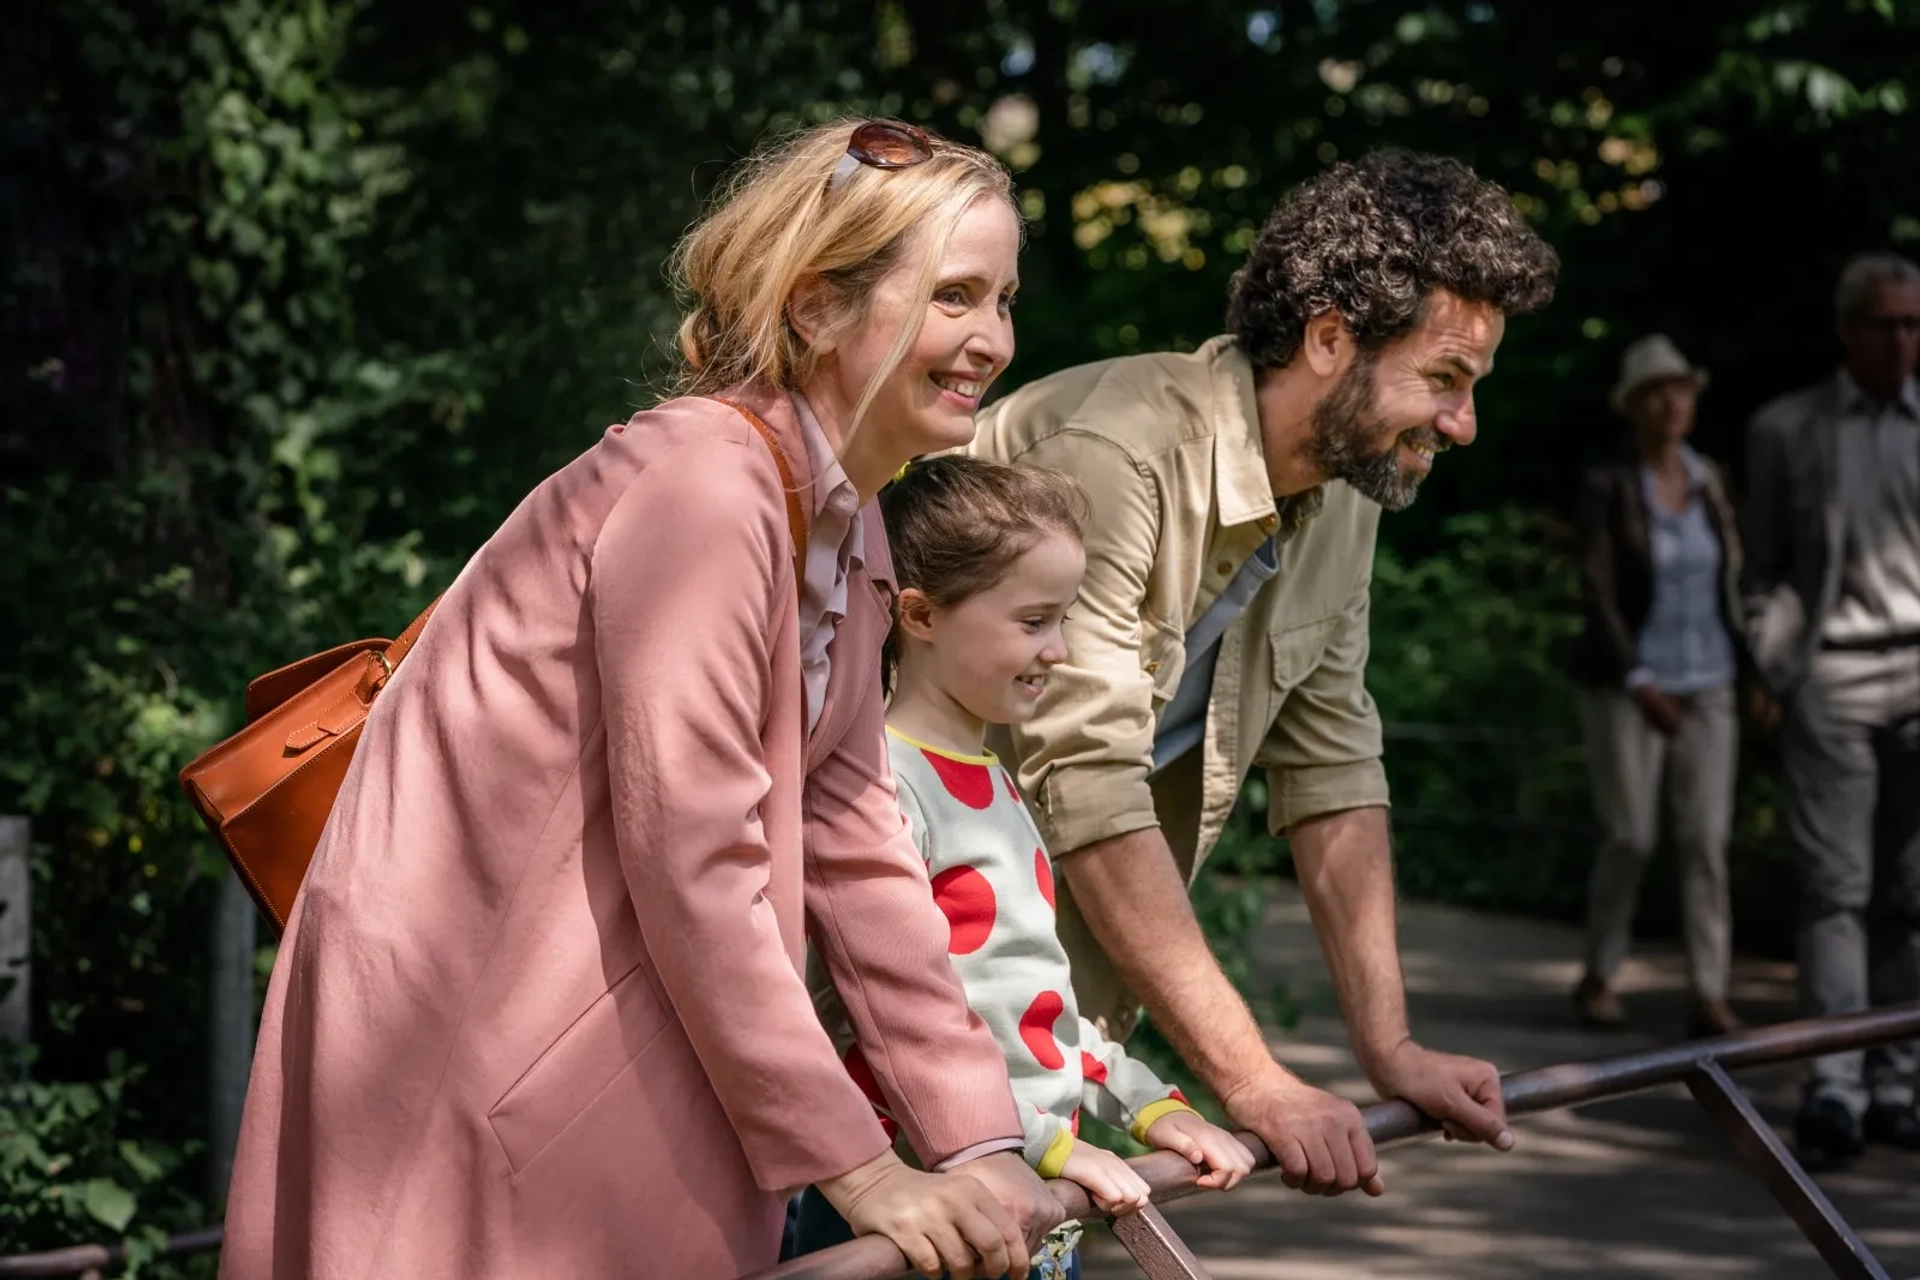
[80, 1178, 137, 1232]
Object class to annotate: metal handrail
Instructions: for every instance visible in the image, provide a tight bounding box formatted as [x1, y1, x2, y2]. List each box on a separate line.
[747, 1003, 1920, 1280]
[0, 1227, 223, 1278]
[1, 1005, 1914, 1279]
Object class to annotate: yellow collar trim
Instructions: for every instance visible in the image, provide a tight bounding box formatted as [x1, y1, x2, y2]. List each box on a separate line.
[885, 724, 998, 765]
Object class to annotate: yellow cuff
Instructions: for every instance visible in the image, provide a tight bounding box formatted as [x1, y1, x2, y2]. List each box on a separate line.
[1129, 1097, 1195, 1145]
[1034, 1126, 1076, 1179]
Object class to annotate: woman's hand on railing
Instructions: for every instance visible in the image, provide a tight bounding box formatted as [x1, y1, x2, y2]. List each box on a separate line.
[947, 1150, 1064, 1262]
[816, 1151, 1026, 1280]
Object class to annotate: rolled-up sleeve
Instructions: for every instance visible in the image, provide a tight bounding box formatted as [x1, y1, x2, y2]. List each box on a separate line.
[1003, 430, 1164, 857]
[1255, 578, 1390, 833]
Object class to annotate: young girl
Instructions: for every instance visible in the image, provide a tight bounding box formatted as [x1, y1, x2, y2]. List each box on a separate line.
[803, 456, 1253, 1272]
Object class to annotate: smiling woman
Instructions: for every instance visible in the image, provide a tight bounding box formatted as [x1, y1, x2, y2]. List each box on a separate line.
[215, 120, 1058, 1280]
[672, 119, 1022, 495]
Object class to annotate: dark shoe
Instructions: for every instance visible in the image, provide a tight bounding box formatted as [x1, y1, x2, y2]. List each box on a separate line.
[1685, 998, 1744, 1038]
[1794, 1096, 1865, 1172]
[1572, 973, 1628, 1029]
[1863, 1101, 1920, 1150]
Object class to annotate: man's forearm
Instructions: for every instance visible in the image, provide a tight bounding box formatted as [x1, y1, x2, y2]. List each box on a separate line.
[1288, 805, 1410, 1083]
[1056, 826, 1278, 1099]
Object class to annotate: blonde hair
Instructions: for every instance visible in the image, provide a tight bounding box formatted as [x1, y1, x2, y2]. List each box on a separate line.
[669, 118, 1015, 433]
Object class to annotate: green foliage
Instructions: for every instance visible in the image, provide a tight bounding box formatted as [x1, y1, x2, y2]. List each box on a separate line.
[1366, 507, 1595, 915]
[0, 1049, 211, 1274]
[2, 0, 444, 1229]
[6, 0, 1916, 1247]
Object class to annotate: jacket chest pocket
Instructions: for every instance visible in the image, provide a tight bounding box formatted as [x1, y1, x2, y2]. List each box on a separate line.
[1139, 617, 1186, 704]
[1268, 616, 1336, 697]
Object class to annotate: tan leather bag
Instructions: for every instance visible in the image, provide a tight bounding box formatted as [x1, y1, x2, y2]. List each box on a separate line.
[179, 399, 808, 934]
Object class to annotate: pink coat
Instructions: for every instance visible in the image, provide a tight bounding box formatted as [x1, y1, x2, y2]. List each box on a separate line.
[219, 384, 1020, 1279]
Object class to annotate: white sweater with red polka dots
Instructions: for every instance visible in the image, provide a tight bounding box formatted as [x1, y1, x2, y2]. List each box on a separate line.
[813, 728, 1192, 1178]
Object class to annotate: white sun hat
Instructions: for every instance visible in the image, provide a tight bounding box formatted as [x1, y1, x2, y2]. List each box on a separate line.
[1610, 333, 1710, 412]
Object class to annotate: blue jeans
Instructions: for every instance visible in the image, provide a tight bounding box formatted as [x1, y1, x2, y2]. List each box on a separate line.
[789, 1187, 1082, 1280]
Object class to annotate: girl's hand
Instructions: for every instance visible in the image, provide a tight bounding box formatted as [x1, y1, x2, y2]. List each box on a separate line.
[1144, 1109, 1257, 1191]
[818, 1150, 1027, 1280]
[1059, 1141, 1153, 1217]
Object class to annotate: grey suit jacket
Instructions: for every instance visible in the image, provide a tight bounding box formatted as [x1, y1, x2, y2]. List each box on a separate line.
[1742, 374, 1859, 693]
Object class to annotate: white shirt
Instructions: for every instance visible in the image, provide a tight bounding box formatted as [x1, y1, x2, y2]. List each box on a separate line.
[793, 394, 865, 735]
[1824, 372, 1920, 646]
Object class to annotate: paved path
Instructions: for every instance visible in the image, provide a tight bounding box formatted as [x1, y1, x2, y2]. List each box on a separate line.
[1082, 885, 1920, 1279]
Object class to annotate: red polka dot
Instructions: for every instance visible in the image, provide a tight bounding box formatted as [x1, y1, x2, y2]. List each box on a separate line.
[1169, 1088, 1189, 1105]
[1035, 848, 1055, 910]
[843, 1043, 887, 1107]
[931, 865, 996, 954]
[844, 1044, 898, 1140]
[1071, 1107, 1081, 1136]
[1080, 1051, 1108, 1086]
[921, 750, 994, 809]
[1019, 990, 1067, 1070]
[1003, 770, 1022, 804]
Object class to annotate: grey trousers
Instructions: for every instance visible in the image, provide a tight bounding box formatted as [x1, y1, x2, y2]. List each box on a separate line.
[1580, 685, 1737, 1001]
[1784, 649, 1920, 1113]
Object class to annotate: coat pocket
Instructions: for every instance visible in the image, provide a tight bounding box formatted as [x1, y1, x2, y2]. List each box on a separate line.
[488, 958, 674, 1177]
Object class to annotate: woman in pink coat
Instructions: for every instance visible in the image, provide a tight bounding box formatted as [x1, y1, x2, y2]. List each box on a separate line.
[219, 119, 1057, 1280]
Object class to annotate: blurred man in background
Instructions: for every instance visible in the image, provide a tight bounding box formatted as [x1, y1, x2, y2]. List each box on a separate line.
[1744, 251, 1920, 1170]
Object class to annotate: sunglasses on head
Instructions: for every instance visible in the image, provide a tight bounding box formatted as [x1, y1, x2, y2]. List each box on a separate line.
[827, 120, 935, 193]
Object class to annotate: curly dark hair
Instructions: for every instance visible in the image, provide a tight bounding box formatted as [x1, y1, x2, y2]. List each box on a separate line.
[1227, 150, 1559, 371]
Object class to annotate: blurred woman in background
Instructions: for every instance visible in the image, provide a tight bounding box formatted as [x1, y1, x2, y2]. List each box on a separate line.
[1570, 334, 1747, 1039]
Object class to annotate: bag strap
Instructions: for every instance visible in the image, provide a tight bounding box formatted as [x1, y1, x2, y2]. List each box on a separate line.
[354, 598, 439, 702]
[713, 396, 811, 591]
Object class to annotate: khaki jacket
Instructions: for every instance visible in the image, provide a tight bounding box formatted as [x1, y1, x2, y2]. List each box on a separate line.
[968, 337, 1390, 1034]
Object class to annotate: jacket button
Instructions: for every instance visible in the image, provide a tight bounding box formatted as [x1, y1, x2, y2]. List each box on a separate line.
[1215, 560, 1233, 576]
[1145, 661, 1160, 675]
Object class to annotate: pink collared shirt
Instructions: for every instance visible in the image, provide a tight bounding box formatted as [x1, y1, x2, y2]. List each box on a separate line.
[794, 394, 865, 736]
[792, 397, 1025, 1171]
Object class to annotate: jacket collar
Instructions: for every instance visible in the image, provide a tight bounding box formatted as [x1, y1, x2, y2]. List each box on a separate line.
[1638, 443, 1711, 495]
[1836, 368, 1920, 418]
[716, 378, 898, 592]
[1206, 337, 1290, 533]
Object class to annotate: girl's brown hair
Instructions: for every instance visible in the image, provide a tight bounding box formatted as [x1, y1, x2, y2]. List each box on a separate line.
[879, 455, 1091, 690]
[669, 119, 1015, 435]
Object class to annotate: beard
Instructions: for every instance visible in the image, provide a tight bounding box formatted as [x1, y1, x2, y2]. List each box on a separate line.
[1303, 349, 1445, 511]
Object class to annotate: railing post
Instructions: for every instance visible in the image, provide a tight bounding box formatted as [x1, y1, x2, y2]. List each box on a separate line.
[1685, 1060, 1890, 1280]
[207, 867, 257, 1206]
[0, 816, 30, 1051]
[1109, 1204, 1215, 1280]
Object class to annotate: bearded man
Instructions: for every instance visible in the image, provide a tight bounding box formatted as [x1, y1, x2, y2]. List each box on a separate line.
[965, 149, 1559, 1197]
